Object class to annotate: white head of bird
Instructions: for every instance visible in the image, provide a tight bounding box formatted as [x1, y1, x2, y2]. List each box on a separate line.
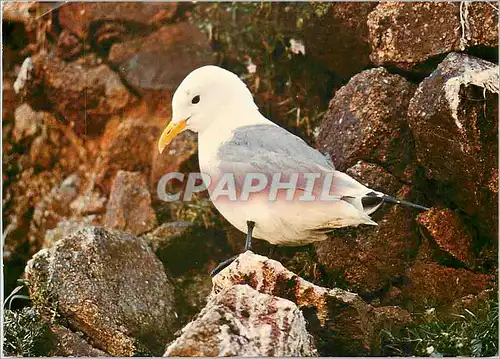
[158, 65, 259, 154]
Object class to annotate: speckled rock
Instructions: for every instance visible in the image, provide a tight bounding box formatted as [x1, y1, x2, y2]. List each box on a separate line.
[403, 261, 493, 310]
[58, 2, 178, 40]
[104, 171, 157, 235]
[345, 161, 403, 195]
[417, 208, 475, 268]
[315, 185, 418, 295]
[368, 2, 498, 69]
[212, 252, 412, 355]
[299, 2, 377, 79]
[408, 53, 498, 239]
[96, 118, 160, 194]
[165, 284, 317, 357]
[50, 325, 107, 357]
[317, 67, 416, 178]
[25, 226, 176, 356]
[109, 23, 214, 95]
[29, 53, 136, 135]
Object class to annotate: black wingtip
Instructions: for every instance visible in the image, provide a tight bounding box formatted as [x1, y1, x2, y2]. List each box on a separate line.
[379, 194, 430, 211]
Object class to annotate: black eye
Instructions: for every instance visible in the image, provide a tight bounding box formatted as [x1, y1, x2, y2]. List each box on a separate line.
[191, 95, 200, 104]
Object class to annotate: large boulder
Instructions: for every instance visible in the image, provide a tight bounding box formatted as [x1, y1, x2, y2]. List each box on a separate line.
[164, 284, 317, 357]
[408, 53, 498, 239]
[212, 252, 411, 356]
[368, 2, 498, 69]
[316, 67, 416, 179]
[25, 226, 176, 356]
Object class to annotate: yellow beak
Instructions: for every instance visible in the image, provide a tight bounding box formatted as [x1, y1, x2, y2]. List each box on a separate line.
[158, 120, 187, 154]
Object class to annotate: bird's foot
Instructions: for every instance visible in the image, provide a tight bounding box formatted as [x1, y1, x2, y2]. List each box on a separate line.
[210, 255, 239, 277]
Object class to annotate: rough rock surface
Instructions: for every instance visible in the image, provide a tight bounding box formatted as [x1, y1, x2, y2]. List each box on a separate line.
[408, 53, 498, 238]
[317, 67, 416, 178]
[300, 2, 377, 79]
[58, 2, 178, 40]
[109, 23, 214, 95]
[212, 252, 411, 355]
[25, 226, 176, 356]
[417, 208, 475, 268]
[165, 284, 317, 357]
[50, 325, 107, 357]
[96, 118, 160, 193]
[368, 2, 498, 68]
[29, 53, 136, 135]
[104, 171, 157, 235]
[403, 261, 493, 310]
[345, 161, 403, 195]
[315, 186, 418, 295]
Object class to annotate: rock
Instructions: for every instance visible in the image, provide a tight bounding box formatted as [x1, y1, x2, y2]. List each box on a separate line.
[69, 191, 107, 216]
[315, 185, 418, 295]
[104, 171, 157, 235]
[95, 118, 160, 193]
[25, 226, 176, 356]
[403, 261, 492, 310]
[317, 67, 416, 178]
[212, 252, 412, 355]
[417, 208, 475, 268]
[30, 53, 136, 135]
[467, 2, 500, 48]
[408, 53, 498, 239]
[165, 284, 317, 357]
[108, 23, 214, 95]
[345, 161, 402, 195]
[294, 3, 377, 79]
[367, 2, 498, 69]
[58, 2, 178, 40]
[13, 103, 43, 142]
[29, 174, 81, 247]
[43, 217, 98, 249]
[50, 325, 107, 357]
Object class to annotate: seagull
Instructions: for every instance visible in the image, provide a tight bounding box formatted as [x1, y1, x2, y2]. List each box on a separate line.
[157, 65, 429, 275]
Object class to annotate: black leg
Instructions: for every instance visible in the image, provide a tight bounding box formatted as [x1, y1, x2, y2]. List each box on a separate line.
[211, 221, 256, 277]
[210, 255, 238, 277]
[244, 221, 255, 251]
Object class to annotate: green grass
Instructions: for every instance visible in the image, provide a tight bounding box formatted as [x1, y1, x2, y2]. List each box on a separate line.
[381, 298, 499, 356]
[3, 307, 55, 356]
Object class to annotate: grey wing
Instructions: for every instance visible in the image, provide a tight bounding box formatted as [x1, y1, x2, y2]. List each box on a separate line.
[217, 124, 334, 182]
